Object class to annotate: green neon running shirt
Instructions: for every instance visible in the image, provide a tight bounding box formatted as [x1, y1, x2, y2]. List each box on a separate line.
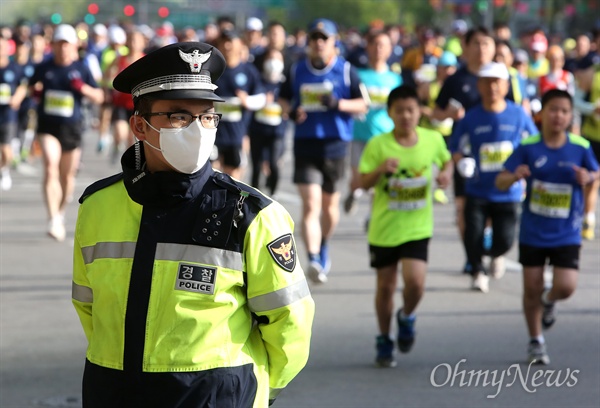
[359, 127, 451, 247]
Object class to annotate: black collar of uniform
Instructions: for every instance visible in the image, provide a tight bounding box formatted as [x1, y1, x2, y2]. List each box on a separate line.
[121, 142, 214, 207]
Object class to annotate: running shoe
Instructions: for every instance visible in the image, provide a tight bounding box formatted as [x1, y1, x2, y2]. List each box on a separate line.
[307, 260, 327, 284]
[396, 309, 416, 353]
[462, 261, 472, 275]
[471, 273, 490, 293]
[490, 256, 505, 279]
[96, 137, 108, 154]
[319, 243, 331, 275]
[528, 339, 550, 365]
[343, 193, 358, 214]
[1, 171, 12, 191]
[48, 216, 66, 242]
[541, 291, 556, 330]
[375, 335, 397, 368]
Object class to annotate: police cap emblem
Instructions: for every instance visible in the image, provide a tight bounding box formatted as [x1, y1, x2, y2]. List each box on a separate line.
[113, 42, 226, 102]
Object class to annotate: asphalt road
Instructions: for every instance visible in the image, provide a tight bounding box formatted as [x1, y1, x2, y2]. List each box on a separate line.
[1, 132, 599, 408]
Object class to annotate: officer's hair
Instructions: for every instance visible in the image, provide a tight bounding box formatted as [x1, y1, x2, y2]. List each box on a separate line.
[541, 89, 572, 109]
[387, 85, 419, 110]
[134, 97, 154, 116]
[465, 26, 493, 45]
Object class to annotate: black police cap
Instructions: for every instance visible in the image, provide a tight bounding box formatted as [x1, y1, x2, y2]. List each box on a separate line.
[113, 42, 226, 102]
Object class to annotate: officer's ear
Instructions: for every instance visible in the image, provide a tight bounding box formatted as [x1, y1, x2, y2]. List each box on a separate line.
[130, 113, 147, 141]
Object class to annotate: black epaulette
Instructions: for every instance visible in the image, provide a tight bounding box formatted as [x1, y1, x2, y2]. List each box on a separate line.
[78, 173, 124, 204]
[211, 172, 272, 209]
[191, 172, 273, 252]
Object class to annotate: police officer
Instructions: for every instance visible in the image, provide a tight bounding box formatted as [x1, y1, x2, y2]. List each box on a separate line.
[72, 41, 315, 408]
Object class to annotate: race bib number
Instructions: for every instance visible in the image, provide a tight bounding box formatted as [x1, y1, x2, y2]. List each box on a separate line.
[254, 102, 283, 126]
[300, 82, 333, 112]
[387, 176, 428, 211]
[44, 90, 74, 117]
[367, 86, 390, 110]
[215, 97, 242, 122]
[479, 141, 513, 172]
[529, 179, 572, 219]
[0, 83, 11, 105]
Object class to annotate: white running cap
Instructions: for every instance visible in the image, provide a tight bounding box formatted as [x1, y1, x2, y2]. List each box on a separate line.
[53, 24, 78, 44]
[478, 62, 510, 80]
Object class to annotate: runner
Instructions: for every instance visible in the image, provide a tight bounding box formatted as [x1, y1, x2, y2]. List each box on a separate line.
[103, 29, 146, 164]
[213, 29, 266, 179]
[279, 18, 368, 283]
[344, 30, 402, 215]
[418, 51, 458, 204]
[449, 62, 538, 293]
[434, 26, 518, 275]
[359, 85, 452, 367]
[0, 35, 27, 190]
[496, 89, 599, 364]
[28, 24, 103, 241]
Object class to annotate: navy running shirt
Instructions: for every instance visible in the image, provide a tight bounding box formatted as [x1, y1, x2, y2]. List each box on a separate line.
[29, 58, 97, 125]
[248, 80, 286, 139]
[0, 61, 25, 125]
[214, 62, 265, 148]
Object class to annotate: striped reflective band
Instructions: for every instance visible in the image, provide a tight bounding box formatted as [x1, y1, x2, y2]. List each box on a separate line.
[155, 243, 242, 271]
[248, 279, 310, 313]
[72, 281, 93, 303]
[81, 242, 137, 264]
[80, 242, 243, 271]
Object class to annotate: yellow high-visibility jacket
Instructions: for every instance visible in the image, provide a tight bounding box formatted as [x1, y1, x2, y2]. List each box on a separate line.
[72, 145, 314, 407]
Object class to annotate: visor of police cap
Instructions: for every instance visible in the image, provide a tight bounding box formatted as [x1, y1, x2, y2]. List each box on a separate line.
[113, 42, 226, 102]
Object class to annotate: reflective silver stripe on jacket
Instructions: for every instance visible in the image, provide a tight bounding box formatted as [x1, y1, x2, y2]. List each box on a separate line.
[72, 282, 93, 303]
[248, 279, 310, 313]
[81, 242, 137, 264]
[80, 242, 242, 271]
[155, 243, 243, 271]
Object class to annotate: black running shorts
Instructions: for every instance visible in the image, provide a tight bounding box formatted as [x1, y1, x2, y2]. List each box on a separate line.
[369, 238, 430, 268]
[519, 244, 581, 270]
[37, 121, 83, 152]
[293, 156, 345, 194]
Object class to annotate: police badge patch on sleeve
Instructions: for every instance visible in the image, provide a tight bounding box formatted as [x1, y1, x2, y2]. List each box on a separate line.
[267, 233, 297, 272]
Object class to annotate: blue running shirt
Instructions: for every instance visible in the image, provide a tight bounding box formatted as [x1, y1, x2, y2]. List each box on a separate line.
[503, 133, 599, 247]
[450, 101, 538, 202]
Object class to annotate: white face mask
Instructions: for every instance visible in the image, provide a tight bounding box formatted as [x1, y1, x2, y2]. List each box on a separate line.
[263, 58, 285, 83]
[143, 119, 216, 174]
